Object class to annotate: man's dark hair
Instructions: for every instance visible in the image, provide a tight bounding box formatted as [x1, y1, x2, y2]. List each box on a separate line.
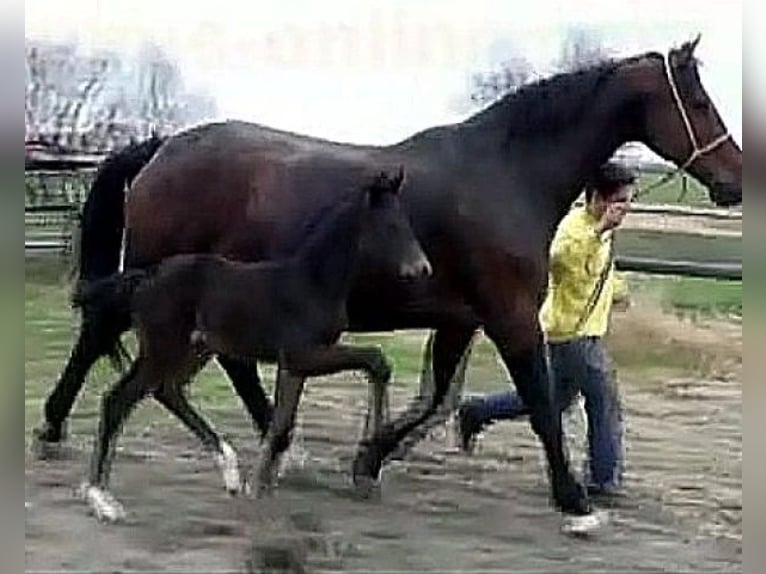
[584, 161, 637, 202]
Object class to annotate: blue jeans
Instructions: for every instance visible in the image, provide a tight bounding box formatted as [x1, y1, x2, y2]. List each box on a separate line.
[464, 337, 624, 490]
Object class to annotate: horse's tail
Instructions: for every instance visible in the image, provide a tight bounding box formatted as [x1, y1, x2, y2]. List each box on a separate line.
[73, 133, 165, 371]
[77, 133, 166, 283]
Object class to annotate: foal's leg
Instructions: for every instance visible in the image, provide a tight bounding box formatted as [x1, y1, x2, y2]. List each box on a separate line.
[255, 367, 306, 496]
[286, 344, 392, 438]
[217, 354, 274, 439]
[81, 358, 149, 523]
[153, 379, 246, 495]
[254, 345, 393, 494]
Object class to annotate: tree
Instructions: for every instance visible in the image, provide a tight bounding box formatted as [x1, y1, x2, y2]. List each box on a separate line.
[25, 40, 217, 151]
[25, 42, 113, 146]
[555, 26, 612, 72]
[468, 26, 612, 107]
[469, 55, 535, 107]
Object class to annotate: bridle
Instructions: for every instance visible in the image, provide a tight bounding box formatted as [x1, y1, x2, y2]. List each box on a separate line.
[635, 51, 732, 199]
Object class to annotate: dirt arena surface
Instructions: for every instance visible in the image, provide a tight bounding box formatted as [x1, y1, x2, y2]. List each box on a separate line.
[25, 350, 741, 573]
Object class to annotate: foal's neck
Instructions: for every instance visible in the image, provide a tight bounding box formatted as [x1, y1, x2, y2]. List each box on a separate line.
[295, 194, 366, 302]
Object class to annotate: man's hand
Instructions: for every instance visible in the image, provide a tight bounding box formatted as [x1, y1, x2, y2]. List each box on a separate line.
[596, 202, 628, 235]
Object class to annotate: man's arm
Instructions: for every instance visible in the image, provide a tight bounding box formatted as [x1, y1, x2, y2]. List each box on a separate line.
[549, 220, 603, 282]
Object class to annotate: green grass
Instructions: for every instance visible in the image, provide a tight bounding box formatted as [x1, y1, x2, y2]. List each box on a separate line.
[24, 255, 740, 425]
[626, 274, 742, 318]
[635, 172, 711, 206]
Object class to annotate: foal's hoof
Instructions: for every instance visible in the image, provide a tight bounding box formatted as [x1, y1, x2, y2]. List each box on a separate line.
[561, 509, 610, 537]
[214, 440, 243, 495]
[352, 445, 382, 499]
[80, 482, 126, 524]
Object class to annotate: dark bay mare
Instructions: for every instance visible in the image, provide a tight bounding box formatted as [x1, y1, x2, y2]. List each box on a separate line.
[73, 169, 430, 522]
[35, 37, 741, 530]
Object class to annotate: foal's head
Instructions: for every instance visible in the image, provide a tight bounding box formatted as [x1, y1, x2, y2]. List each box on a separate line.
[359, 167, 432, 280]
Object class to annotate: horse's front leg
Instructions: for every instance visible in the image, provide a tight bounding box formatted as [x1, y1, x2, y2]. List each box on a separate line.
[478, 287, 604, 535]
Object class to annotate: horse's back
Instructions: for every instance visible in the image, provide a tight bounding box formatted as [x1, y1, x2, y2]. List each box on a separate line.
[124, 120, 386, 268]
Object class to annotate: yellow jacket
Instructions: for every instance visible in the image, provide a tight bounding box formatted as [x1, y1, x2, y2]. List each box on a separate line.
[540, 206, 628, 341]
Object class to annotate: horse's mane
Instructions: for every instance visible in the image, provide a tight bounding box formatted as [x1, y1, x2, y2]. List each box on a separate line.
[463, 51, 665, 139]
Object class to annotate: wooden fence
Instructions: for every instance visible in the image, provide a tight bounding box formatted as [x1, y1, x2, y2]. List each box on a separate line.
[24, 150, 742, 281]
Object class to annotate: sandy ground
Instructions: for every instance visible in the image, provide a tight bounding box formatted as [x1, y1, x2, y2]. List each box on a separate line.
[25, 353, 741, 573]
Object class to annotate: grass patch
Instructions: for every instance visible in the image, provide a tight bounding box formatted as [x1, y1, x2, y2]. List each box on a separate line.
[626, 274, 742, 318]
[634, 172, 710, 206]
[24, 255, 741, 433]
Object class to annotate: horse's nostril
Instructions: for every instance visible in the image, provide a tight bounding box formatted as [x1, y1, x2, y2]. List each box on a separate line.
[420, 260, 433, 277]
[399, 257, 432, 278]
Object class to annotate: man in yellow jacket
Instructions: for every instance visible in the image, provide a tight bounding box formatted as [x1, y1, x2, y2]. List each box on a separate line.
[457, 161, 635, 497]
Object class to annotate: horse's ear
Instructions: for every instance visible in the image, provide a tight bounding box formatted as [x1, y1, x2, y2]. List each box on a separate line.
[678, 33, 701, 63]
[689, 33, 702, 53]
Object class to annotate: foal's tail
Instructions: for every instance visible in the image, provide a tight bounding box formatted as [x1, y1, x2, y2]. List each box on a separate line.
[73, 269, 149, 317]
[72, 269, 151, 364]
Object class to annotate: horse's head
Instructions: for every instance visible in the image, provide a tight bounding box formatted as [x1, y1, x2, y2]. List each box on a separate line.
[360, 166, 432, 280]
[628, 35, 741, 206]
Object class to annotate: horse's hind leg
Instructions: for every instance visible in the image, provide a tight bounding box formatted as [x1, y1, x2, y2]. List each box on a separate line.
[33, 312, 126, 454]
[81, 357, 149, 523]
[153, 380, 246, 496]
[352, 326, 475, 487]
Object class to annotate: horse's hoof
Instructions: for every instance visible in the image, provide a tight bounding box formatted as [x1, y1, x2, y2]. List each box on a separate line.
[30, 423, 67, 459]
[33, 421, 67, 443]
[80, 482, 126, 524]
[561, 509, 609, 537]
[351, 472, 380, 499]
[352, 446, 382, 499]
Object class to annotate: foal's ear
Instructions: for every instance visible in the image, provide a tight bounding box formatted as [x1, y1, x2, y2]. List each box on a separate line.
[391, 165, 406, 194]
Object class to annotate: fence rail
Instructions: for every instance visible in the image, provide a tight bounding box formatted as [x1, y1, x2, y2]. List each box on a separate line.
[572, 199, 742, 220]
[25, 233, 743, 281]
[23, 151, 742, 280]
[616, 256, 741, 280]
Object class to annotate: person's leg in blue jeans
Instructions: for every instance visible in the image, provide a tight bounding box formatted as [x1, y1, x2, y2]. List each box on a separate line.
[577, 338, 624, 492]
[458, 338, 624, 494]
[457, 342, 578, 450]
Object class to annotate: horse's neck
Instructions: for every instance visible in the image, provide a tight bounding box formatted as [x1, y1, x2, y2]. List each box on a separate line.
[295, 196, 365, 302]
[451, 86, 636, 235]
